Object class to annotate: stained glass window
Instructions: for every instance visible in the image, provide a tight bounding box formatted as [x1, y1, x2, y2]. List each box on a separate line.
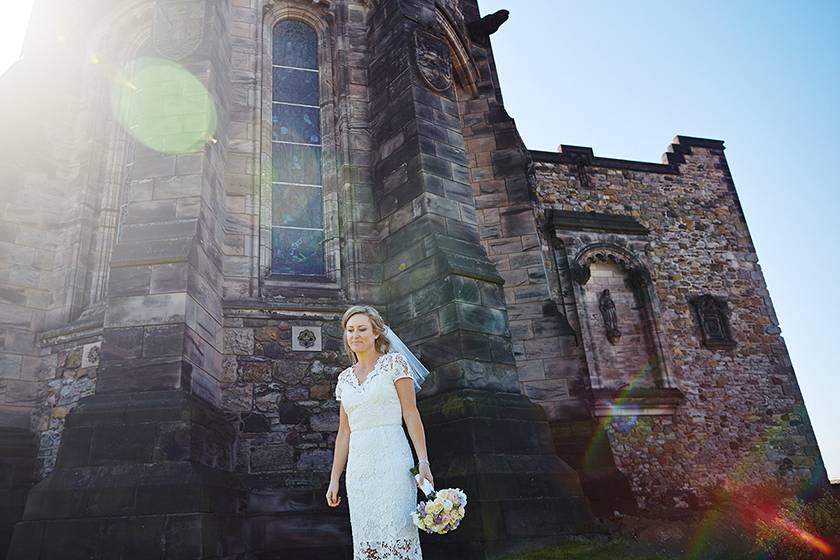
[271, 21, 324, 276]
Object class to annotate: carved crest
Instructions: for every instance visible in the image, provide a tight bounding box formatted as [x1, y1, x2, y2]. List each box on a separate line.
[153, 0, 205, 61]
[297, 329, 317, 349]
[414, 30, 453, 93]
[291, 326, 322, 351]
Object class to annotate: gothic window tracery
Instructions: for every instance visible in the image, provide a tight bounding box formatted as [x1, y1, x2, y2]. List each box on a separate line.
[270, 20, 325, 276]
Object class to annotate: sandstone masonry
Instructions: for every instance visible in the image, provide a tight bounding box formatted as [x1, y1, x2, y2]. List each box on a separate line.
[0, 0, 827, 558]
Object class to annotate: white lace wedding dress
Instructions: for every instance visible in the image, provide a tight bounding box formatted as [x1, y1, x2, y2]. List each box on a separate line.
[335, 352, 423, 559]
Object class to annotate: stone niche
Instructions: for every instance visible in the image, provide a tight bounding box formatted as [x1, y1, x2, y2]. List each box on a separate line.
[573, 248, 683, 416]
[547, 210, 683, 417]
[690, 294, 737, 350]
[582, 260, 660, 389]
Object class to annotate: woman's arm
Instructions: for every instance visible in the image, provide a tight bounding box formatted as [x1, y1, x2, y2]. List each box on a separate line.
[326, 404, 350, 507]
[396, 378, 433, 487]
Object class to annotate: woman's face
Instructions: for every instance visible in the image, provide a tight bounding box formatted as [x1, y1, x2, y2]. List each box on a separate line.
[345, 313, 379, 356]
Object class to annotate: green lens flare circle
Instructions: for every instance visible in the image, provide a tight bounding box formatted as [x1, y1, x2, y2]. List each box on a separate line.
[111, 57, 218, 154]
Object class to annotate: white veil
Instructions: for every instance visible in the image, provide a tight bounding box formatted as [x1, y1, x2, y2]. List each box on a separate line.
[383, 325, 430, 391]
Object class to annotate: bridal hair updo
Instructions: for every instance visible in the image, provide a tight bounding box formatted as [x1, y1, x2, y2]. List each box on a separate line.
[341, 305, 391, 363]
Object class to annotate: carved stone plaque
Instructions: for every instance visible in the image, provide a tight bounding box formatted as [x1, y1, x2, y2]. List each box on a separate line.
[690, 295, 736, 349]
[414, 30, 453, 93]
[81, 342, 101, 369]
[153, 0, 205, 61]
[292, 326, 322, 352]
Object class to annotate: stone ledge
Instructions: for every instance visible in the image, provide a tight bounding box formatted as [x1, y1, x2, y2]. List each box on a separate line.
[589, 387, 685, 417]
[546, 209, 649, 236]
[222, 300, 348, 317]
[38, 319, 103, 348]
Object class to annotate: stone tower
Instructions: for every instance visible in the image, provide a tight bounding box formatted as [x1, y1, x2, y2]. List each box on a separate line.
[0, 0, 827, 559]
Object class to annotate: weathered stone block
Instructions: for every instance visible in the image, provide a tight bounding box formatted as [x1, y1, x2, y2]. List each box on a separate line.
[101, 328, 143, 360]
[310, 384, 331, 400]
[224, 328, 254, 355]
[106, 267, 152, 297]
[251, 443, 294, 472]
[239, 361, 271, 383]
[296, 449, 332, 471]
[0, 355, 23, 379]
[309, 412, 338, 432]
[104, 294, 187, 328]
[143, 325, 184, 357]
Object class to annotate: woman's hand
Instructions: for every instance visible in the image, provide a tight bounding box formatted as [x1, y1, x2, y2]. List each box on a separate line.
[326, 479, 341, 507]
[417, 463, 434, 490]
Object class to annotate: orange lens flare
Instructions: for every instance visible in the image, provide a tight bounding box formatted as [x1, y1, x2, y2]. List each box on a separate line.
[772, 515, 834, 556]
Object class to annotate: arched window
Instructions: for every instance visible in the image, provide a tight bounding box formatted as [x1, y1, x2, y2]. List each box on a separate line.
[270, 21, 324, 276]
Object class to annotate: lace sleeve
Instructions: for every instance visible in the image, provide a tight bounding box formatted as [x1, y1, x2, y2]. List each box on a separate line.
[391, 352, 413, 383]
[335, 370, 345, 402]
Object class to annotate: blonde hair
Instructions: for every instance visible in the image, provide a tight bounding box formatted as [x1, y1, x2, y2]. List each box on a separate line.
[341, 305, 391, 363]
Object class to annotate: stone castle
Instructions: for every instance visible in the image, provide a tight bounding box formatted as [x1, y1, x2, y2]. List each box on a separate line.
[0, 0, 827, 558]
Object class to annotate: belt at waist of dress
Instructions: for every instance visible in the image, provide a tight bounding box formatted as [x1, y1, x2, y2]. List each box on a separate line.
[350, 422, 404, 434]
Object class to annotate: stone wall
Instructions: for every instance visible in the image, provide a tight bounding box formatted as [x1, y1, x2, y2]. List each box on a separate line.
[32, 337, 101, 479]
[0, 88, 67, 432]
[527, 138, 825, 510]
[222, 311, 346, 479]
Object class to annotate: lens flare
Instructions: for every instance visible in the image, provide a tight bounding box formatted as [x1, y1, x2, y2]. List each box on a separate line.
[110, 57, 217, 154]
[582, 357, 658, 471]
[685, 404, 831, 559]
[772, 515, 834, 556]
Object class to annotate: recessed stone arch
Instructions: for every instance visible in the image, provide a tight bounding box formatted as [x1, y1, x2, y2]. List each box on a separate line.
[566, 242, 679, 411]
[571, 242, 645, 287]
[436, 5, 480, 98]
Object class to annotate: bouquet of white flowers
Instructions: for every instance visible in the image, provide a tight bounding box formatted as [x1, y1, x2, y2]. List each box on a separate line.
[409, 467, 468, 534]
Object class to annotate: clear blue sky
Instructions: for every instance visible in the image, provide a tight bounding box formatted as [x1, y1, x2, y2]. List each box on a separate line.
[479, 0, 839, 479]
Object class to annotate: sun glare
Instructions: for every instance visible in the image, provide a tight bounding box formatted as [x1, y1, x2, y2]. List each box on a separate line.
[0, 1, 36, 76]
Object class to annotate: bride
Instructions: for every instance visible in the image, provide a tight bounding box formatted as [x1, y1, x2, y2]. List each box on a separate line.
[326, 305, 433, 559]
